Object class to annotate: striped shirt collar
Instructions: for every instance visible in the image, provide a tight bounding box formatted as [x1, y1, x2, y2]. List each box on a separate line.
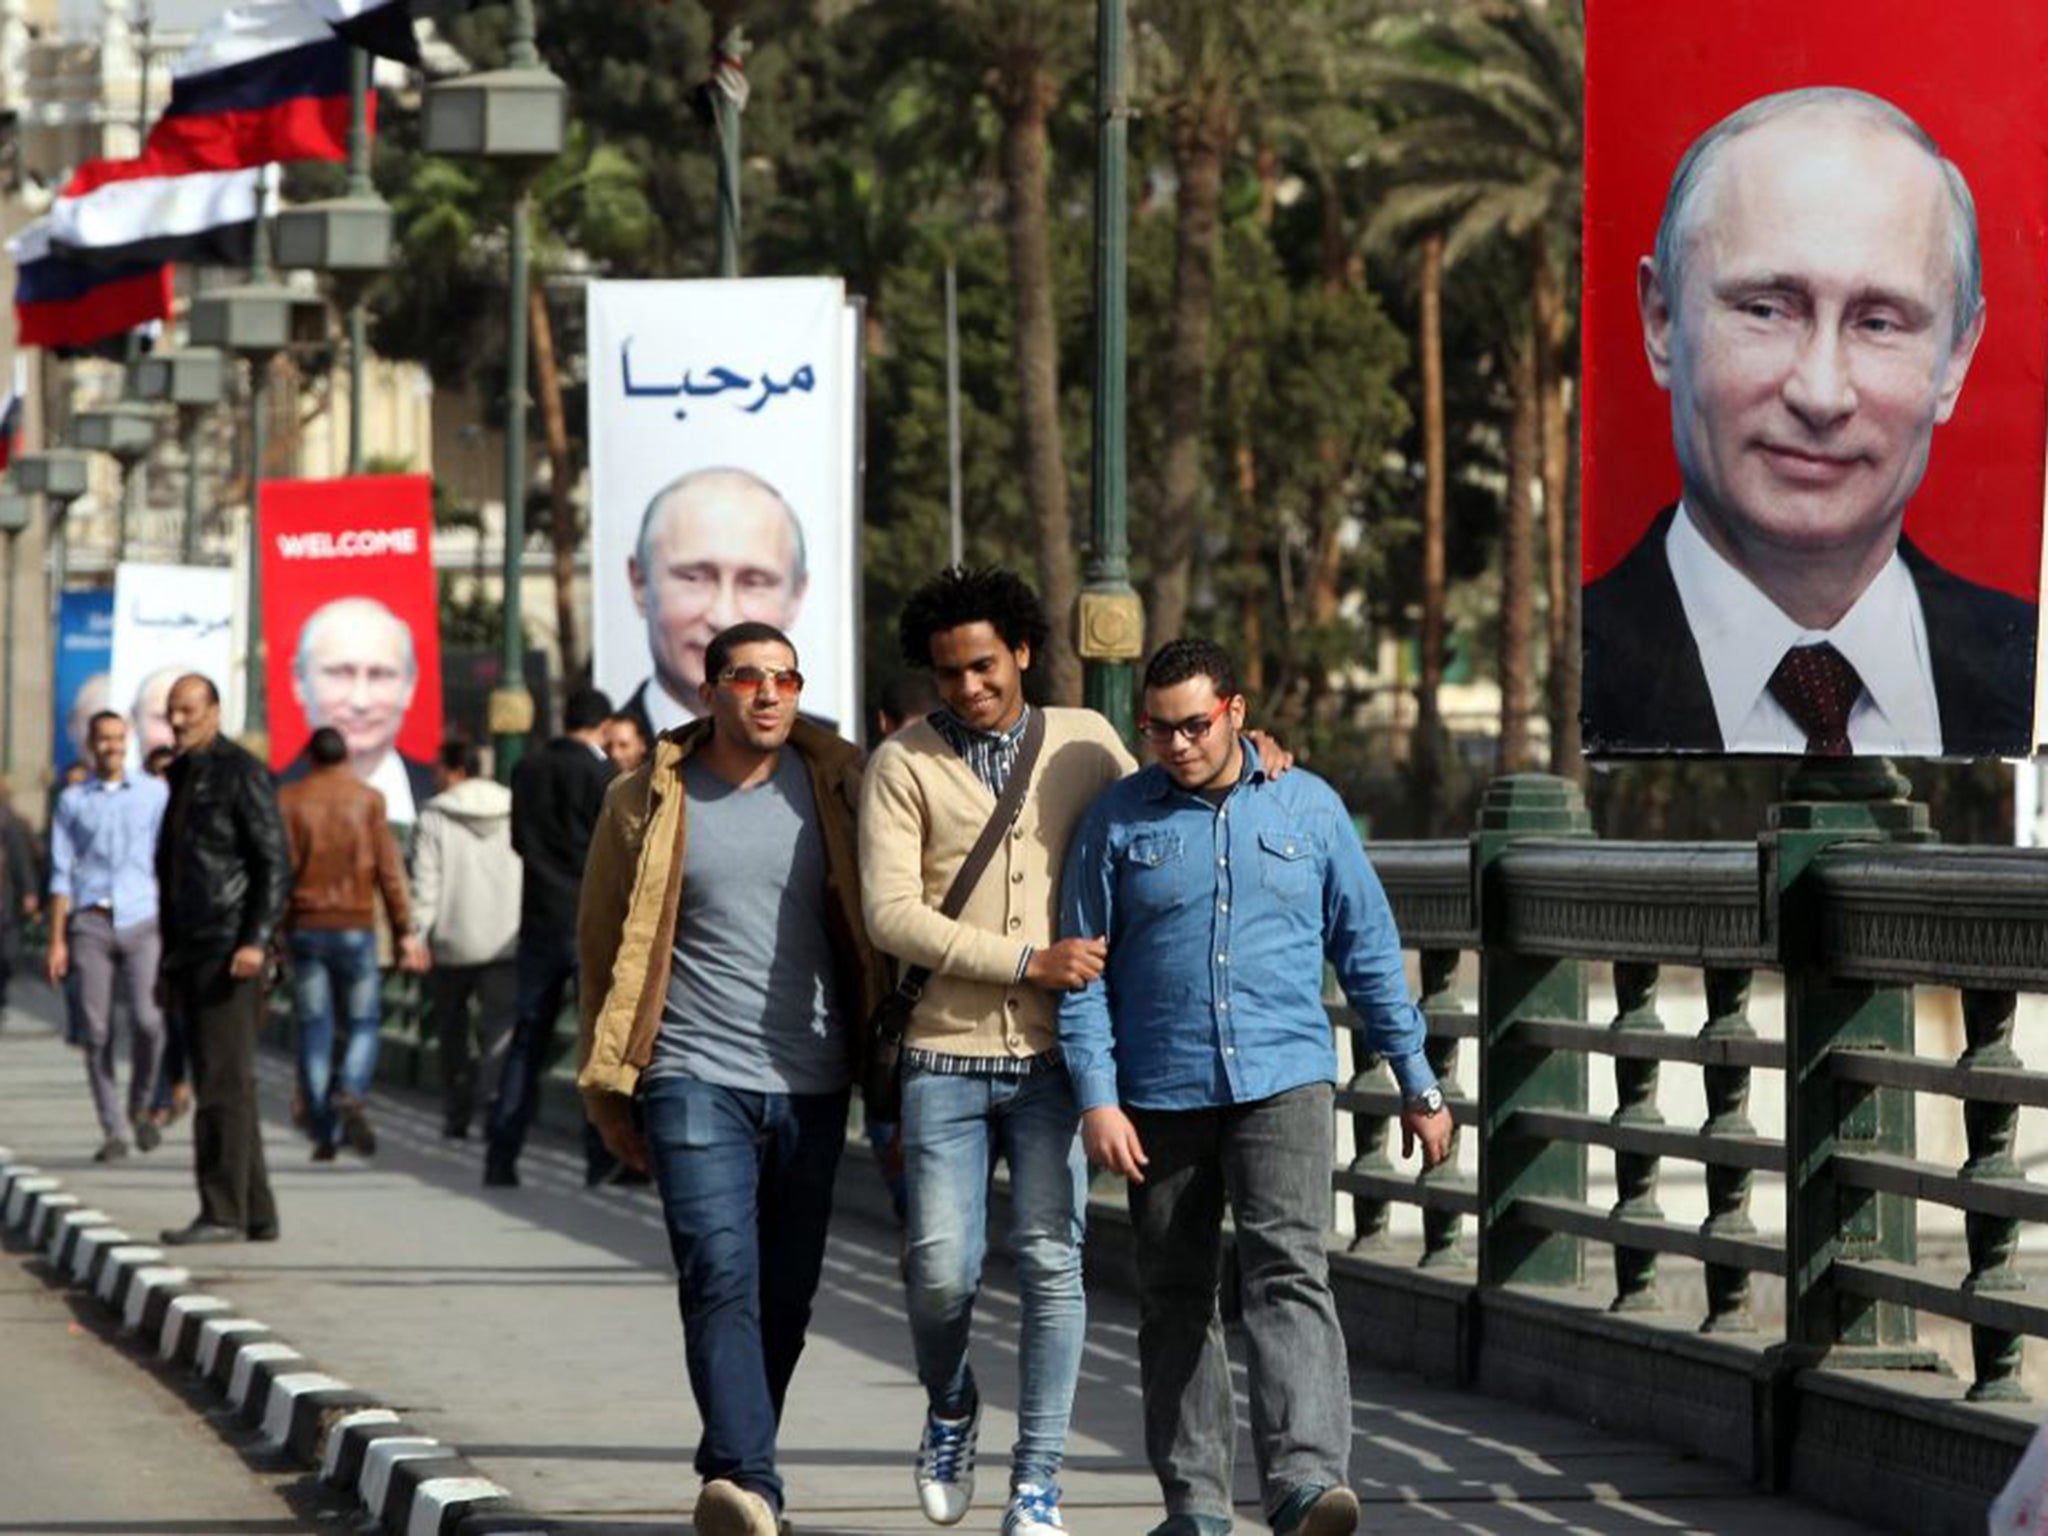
[929, 702, 1032, 799]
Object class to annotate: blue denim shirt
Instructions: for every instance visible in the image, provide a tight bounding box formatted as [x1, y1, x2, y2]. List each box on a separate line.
[1058, 743, 1433, 1113]
[49, 772, 169, 926]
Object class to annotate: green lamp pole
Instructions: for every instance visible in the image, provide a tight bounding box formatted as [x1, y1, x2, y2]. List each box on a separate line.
[0, 486, 30, 772]
[347, 48, 371, 473]
[1080, 0, 1141, 741]
[422, 0, 565, 781]
[712, 25, 746, 277]
[132, 347, 226, 566]
[191, 172, 327, 748]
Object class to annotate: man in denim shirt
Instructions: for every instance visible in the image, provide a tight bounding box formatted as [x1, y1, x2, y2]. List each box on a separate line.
[1059, 639, 1453, 1536]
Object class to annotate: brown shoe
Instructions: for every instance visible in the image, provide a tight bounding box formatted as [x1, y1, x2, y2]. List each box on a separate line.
[694, 1478, 778, 1536]
[1295, 1486, 1359, 1536]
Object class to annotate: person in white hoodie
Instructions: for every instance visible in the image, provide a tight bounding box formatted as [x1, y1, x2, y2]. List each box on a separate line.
[411, 740, 523, 1139]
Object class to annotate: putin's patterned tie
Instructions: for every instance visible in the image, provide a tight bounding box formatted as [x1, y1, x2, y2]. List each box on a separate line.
[1766, 642, 1864, 757]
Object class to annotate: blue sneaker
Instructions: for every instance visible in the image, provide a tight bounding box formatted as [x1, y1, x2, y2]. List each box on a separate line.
[1003, 1482, 1066, 1534]
[914, 1399, 979, 1524]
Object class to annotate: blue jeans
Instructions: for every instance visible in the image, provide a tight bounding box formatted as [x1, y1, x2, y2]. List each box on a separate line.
[900, 1063, 1088, 1491]
[641, 1075, 849, 1514]
[287, 929, 382, 1148]
[488, 931, 610, 1179]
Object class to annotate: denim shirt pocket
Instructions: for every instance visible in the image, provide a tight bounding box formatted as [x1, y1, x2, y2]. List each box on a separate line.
[1256, 825, 1317, 898]
[1118, 830, 1192, 915]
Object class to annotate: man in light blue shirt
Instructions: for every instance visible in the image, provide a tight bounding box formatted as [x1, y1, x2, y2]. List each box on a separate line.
[1059, 639, 1452, 1536]
[47, 709, 170, 1162]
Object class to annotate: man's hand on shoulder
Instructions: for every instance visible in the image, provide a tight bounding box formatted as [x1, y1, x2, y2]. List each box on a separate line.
[1026, 936, 1106, 990]
[1245, 728, 1293, 776]
[1081, 1105, 1148, 1183]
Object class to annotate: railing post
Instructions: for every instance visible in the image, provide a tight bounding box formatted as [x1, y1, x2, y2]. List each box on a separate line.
[1699, 966, 1759, 1333]
[1957, 986, 2025, 1401]
[1609, 961, 1665, 1311]
[1772, 758, 1934, 1366]
[1475, 773, 1594, 1288]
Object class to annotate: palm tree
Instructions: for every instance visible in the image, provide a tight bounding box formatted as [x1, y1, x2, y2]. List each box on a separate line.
[1362, 0, 1584, 775]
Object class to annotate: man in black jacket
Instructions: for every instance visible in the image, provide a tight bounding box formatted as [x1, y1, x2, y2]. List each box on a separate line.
[154, 675, 291, 1245]
[485, 687, 617, 1187]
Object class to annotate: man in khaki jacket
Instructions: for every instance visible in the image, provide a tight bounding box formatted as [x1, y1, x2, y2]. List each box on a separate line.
[277, 726, 425, 1161]
[577, 621, 886, 1536]
[860, 567, 1136, 1536]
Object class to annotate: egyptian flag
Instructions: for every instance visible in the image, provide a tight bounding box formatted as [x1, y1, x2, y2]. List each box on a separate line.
[304, 0, 421, 66]
[50, 165, 265, 269]
[10, 221, 173, 351]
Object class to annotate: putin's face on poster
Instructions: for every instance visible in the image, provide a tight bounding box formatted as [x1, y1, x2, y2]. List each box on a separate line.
[1639, 91, 1983, 615]
[1583, 86, 2036, 758]
[627, 466, 808, 727]
[292, 596, 419, 778]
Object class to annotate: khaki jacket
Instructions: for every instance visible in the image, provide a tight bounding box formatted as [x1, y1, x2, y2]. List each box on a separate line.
[859, 707, 1134, 1058]
[277, 764, 411, 934]
[575, 718, 889, 1139]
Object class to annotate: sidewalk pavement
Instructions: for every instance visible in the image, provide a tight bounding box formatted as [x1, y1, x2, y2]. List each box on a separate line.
[0, 979, 1881, 1534]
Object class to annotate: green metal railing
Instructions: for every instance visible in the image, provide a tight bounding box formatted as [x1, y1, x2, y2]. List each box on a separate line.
[1345, 765, 2048, 1415]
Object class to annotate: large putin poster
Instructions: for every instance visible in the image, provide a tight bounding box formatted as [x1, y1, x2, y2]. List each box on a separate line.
[260, 474, 443, 823]
[587, 278, 861, 741]
[1581, 0, 2048, 759]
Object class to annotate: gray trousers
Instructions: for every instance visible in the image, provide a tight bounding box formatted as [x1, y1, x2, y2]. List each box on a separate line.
[70, 910, 166, 1141]
[1127, 1081, 1348, 1525]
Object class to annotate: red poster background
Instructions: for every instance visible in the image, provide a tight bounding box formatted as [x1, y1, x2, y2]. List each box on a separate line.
[260, 474, 442, 773]
[1583, 0, 2048, 596]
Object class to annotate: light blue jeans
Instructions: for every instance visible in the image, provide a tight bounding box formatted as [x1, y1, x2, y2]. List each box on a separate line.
[287, 928, 382, 1148]
[900, 1062, 1088, 1491]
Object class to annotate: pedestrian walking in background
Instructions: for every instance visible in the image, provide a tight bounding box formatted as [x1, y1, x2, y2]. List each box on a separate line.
[154, 674, 290, 1247]
[411, 739, 522, 1140]
[578, 622, 887, 1536]
[0, 774, 39, 1031]
[44, 710, 169, 1162]
[861, 567, 1135, 1536]
[486, 685, 617, 1188]
[600, 710, 652, 774]
[277, 726, 425, 1162]
[1059, 639, 1454, 1536]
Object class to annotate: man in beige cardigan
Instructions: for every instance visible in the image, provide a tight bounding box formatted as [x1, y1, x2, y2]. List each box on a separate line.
[861, 567, 1134, 1536]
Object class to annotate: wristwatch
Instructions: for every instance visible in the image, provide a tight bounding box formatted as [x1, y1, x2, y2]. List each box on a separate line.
[1404, 1084, 1446, 1116]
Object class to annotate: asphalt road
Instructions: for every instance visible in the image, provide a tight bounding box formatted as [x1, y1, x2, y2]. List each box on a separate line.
[0, 1156, 346, 1534]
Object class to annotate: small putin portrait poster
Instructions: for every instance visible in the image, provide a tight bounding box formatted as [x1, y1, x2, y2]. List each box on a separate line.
[259, 474, 444, 825]
[1580, 0, 2047, 759]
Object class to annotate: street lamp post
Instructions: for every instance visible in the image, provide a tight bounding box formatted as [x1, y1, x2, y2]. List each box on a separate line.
[15, 452, 92, 724]
[275, 47, 390, 477]
[73, 401, 163, 563]
[0, 485, 31, 772]
[190, 183, 328, 748]
[422, 0, 565, 780]
[1080, 0, 1141, 741]
[133, 347, 227, 565]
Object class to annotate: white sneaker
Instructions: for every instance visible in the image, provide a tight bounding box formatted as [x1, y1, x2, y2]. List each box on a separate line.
[1003, 1481, 1067, 1533]
[694, 1478, 778, 1536]
[914, 1401, 980, 1524]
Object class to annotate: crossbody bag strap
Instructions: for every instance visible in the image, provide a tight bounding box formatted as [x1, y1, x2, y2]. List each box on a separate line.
[891, 707, 1050, 1007]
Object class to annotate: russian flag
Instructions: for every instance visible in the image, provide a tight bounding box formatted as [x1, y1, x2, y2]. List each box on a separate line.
[10, 222, 173, 351]
[79, 2, 360, 191]
[304, 0, 421, 66]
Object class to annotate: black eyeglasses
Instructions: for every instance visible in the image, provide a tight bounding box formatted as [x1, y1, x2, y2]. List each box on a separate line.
[1138, 696, 1234, 746]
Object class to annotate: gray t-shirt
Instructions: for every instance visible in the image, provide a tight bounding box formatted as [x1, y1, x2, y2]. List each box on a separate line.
[643, 750, 849, 1094]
